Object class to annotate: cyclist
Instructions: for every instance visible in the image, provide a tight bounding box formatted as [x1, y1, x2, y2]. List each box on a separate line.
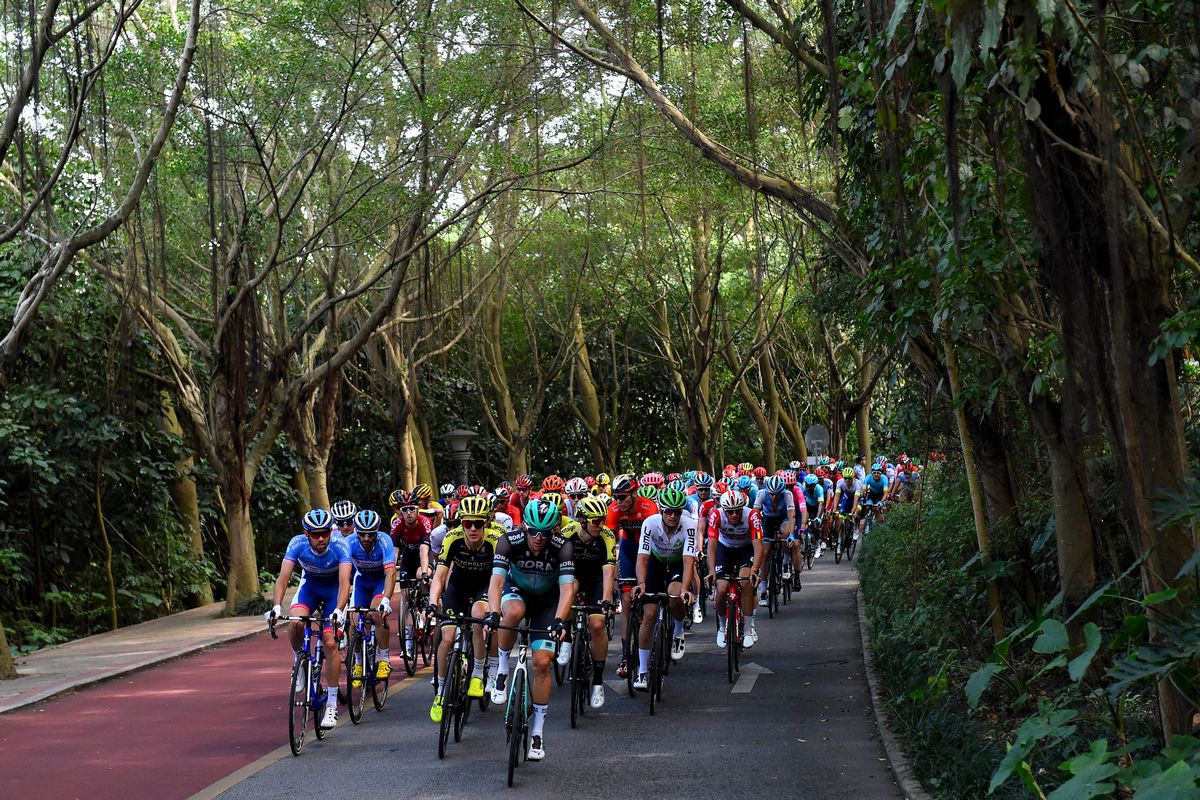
[513, 474, 535, 515]
[413, 483, 444, 528]
[752, 474, 794, 607]
[798, 473, 825, 569]
[860, 462, 889, 531]
[632, 486, 698, 685]
[605, 474, 659, 679]
[563, 477, 589, 517]
[592, 472, 612, 497]
[541, 474, 565, 496]
[266, 508, 352, 730]
[751, 465, 768, 494]
[736, 474, 758, 506]
[428, 496, 502, 721]
[707, 490, 763, 650]
[390, 490, 433, 657]
[833, 467, 862, 548]
[486, 499, 576, 761]
[331, 499, 358, 539]
[439, 483, 457, 509]
[345, 509, 396, 685]
[493, 487, 516, 531]
[570, 495, 618, 708]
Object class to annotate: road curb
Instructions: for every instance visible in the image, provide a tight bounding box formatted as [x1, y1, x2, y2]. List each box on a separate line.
[857, 586, 933, 800]
[0, 627, 261, 715]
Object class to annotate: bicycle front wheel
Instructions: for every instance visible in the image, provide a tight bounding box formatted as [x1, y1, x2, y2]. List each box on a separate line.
[401, 605, 417, 676]
[726, 603, 737, 684]
[312, 651, 329, 740]
[347, 633, 365, 724]
[648, 621, 662, 715]
[506, 669, 526, 787]
[288, 656, 309, 756]
[437, 656, 457, 759]
[454, 654, 470, 742]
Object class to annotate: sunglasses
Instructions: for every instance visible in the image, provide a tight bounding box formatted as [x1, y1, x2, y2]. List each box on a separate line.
[308, 530, 331, 539]
[462, 519, 486, 529]
[585, 517, 604, 525]
[613, 493, 631, 500]
[357, 531, 377, 539]
[400, 505, 419, 513]
[569, 493, 586, 500]
[662, 508, 682, 516]
[528, 529, 550, 539]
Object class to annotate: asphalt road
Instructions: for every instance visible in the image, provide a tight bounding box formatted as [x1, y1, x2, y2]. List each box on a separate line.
[217, 556, 901, 799]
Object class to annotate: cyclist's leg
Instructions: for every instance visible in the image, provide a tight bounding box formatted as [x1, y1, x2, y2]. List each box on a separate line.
[288, 576, 316, 651]
[496, 587, 526, 681]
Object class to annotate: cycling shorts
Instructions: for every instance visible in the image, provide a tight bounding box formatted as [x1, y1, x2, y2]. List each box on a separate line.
[617, 535, 638, 583]
[761, 515, 786, 541]
[440, 580, 489, 626]
[645, 557, 684, 594]
[351, 574, 387, 608]
[397, 545, 425, 578]
[574, 572, 607, 607]
[291, 576, 339, 633]
[713, 542, 754, 576]
[500, 581, 559, 652]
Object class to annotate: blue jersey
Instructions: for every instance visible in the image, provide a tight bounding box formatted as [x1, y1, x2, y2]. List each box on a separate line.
[344, 531, 396, 580]
[862, 475, 889, 502]
[755, 490, 794, 518]
[283, 535, 351, 583]
[801, 484, 825, 510]
[684, 494, 701, 514]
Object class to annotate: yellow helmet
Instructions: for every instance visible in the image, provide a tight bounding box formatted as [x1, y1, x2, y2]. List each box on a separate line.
[541, 491, 566, 515]
[593, 473, 612, 494]
[458, 495, 491, 519]
[413, 483, 433, 500]
[576, 495, 610, 520]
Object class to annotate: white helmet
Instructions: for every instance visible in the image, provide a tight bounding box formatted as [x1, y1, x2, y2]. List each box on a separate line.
[439, 483, 456, 497]
[330, 499, 357, 523]
[719, 490, 747, 511]
[788, 460, 802, 471]
[564, 477, 589, 495]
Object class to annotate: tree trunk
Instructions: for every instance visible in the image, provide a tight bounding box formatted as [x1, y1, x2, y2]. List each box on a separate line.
[221, 468, 261, 613]
[303, 459, 330, 511]
[945, 341, 1006, 644]
[0, 623, 16, 678]
[293, 469, 312, 513]
[157, 391, 214, 607]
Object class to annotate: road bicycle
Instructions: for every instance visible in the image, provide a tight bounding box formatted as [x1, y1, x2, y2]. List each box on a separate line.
[344, 605, 389, 724]
[431, 612, 488, 758]
[498, 623, 552, 787]
[396, 576, 433, 675]
[834, 513, 857, 564]
[801, 522, 818, 571]
[566, 603, 606, 728]
[268, 613, 339, 756]
[715, 574, 754, 684]
[765, 536, 790, 617]
[632, 592, 677, 715]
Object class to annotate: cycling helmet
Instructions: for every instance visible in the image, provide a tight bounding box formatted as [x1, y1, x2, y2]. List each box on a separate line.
[666, 472, 683, 483]
[594, 492, 612, 505]
[523, 498, 561, 530]
[576, 495, 610, 520]
[805, 473, 819, 486]
[468, 483, 487, 496]
[413, 483, 433, 501]
[564, 477, 589, 496]
[458, 495, 491, 519]
[494, 485, 512, 502]
[612, 473, 638, 494]
[668, 479, 688, 494]
[393, 490, 416, 509]
[783, 472, 797, 487]
[330, 499, 357, 523]
[816, 467, 828, 478]
[353, 509, 381, 534]
[899, 453, 910, 464]
[753, 466, 768, 479]
[439, 483, 456, 498]
[542, 474, 565, 493]
[736, 475, 753, 490]
[541, 492, 566, 514]
[871, 463, 883, 473]
[719, 490, 747, 511]
[515, 474, 533, 489]
[693, 472, 714, 488]
[584, 476, 596, 488]
[739, 462, 754, 474]
[595, 472, 612, 487]
[641, 472, 664, 488]
[764, 475, 786, 494]
[722, 464, 737, 479]
[302, 508, 332, 532]
[636, 485, 658, 500]
[842, 468, 855, 479]
[456, 485, 470, 498]
[657, 486, 687, 510]
[713, 481, 729, 494]
[788, 460, 802, 471]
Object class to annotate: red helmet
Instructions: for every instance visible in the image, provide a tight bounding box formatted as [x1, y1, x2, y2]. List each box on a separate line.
[497, 480, 514, 494]
[722, 465, 737, 479]
[641, 472, 664, 488]
[584, 475, 596, 488]
[666, 472, 682, 483]
[753, 466, 768, 479]
[714, 480, 729, 494]
[782, 472, 797, 487]
[456, 484, 470, 498]
[515, 474, 533, 489]
[541, 474, 565, 492]
[816, 467, 828, 478]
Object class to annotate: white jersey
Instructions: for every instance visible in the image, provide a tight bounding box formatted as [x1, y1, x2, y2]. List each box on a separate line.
[493, 511, 514, 532]
[638, 512, 699, 562]
[428, 524, 448, 557]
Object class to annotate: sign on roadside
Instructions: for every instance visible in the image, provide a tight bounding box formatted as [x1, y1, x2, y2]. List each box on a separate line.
[804, 424, 830, 456]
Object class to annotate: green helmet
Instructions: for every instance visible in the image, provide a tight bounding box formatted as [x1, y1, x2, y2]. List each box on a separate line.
[637, 485, 658, 500]
[522, 498, 561, 530]
[657, 486, 687, 510]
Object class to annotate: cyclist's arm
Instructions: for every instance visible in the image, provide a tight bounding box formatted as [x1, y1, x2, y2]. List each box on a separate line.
[601, 564, 616, 605]
[336, 561, 352, 610]
[271, 560, 296, 609]
[381, 563, 397, 602]
[555, 539, 577, 621]
[429, 563, 449, 607]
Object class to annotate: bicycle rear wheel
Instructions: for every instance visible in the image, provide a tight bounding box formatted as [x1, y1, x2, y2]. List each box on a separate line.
[622, 608, 638, 698]
[454, 654, 470, 742]
[506, 670, 525, 787]
[648, 619, 662, 715]
[438, 654, 457, 759]
[569, 632, 585, 728]
[401, 603, 417, 676]
[288, 656, 308, 756]
[313, 651, 329, 740]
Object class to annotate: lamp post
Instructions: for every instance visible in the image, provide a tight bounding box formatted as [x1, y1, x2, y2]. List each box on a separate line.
[445, 429, 478, 487]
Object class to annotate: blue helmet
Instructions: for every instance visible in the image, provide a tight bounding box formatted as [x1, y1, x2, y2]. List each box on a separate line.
[805, 473, 819, 486]
[764, 475, 786, 494]
[736, 475, 753, 490]
[302, 508, 332, 532]
[693, 472, 714, 488]
[353, 509, 381, 534]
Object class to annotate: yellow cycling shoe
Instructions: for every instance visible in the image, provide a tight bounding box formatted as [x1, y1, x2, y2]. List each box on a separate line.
[430, 697, 444, 723]
[467, 676, 484, 698]
[351, 663, 363, 688]
[375, 660, 392, 681]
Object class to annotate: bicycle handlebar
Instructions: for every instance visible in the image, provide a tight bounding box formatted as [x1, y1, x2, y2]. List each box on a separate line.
[267, 614, 340, 639]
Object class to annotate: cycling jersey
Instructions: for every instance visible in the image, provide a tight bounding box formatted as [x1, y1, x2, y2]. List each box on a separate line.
[391, 515, 432, 548]
[559, 518, 582, 540]
[800, 484, 825, 511]
[284, 535, 351, 582]
[606, 496, 659, 579]
[439, 525, 502, 585]
[753, 490, 794, 518]
[705, 507, 763, 547]
[638, 512, 700, 563]
[492, 529, 576, 596]
[862, 475, 889, 502]
[570, 526, 617, 576]
[835, 478, 861, 514]
[494, 511, 514, 531]
[344, 532, 396, 580]
[418, 500, 444, 520]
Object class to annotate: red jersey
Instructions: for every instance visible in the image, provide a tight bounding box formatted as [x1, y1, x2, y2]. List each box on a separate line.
[391, 515, 432, 547]
[606, 496, 659, 542]
[705, 507, 763, 547]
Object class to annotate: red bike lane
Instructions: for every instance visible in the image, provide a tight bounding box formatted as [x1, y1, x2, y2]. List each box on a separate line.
[1, 630, 303, 800]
